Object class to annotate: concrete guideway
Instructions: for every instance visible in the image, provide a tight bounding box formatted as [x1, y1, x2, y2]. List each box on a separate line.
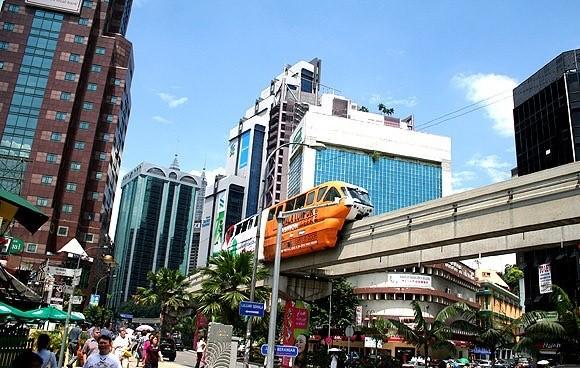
[280, 161, 580, 275]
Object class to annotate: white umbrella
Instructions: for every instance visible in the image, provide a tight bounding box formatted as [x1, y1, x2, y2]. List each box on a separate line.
[537, 360, 549, 365]
[328, 348, 342, 352]
[125, 327, 134, 336]
[135, 324, 154, 332]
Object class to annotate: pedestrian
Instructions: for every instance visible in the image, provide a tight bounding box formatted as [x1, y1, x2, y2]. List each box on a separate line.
[36, 333, 57, 368]
[113, 327, 131, 368]
[194, 337, 206, 368]
[67, 324, 82, 367]
[144, 335, 163, 368]
[82, 335, 121, 368]
[11, 351, 43, 368]
[81, 327, 101, 362]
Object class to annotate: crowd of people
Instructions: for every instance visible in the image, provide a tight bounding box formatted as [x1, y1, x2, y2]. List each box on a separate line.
[10, 323, 168, 368]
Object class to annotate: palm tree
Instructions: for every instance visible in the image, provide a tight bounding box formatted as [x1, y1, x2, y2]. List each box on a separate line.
[387, 300, 465, 358]
[364, 318, 393, 363]
[377, 103, 395, 115]
[450, 306, 515, 366]
[515, 285, 579, 363]
[133, 268, 194, 333]
[195, 250, 269, 334]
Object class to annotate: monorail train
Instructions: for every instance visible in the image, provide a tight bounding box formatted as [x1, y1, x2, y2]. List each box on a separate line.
[221, 181, 373, 261]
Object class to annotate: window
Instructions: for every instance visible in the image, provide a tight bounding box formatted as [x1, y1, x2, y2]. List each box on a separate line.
[55, 111, 66, 121]
[95, 172, 103, 180]
[69, 53, 81, 62]
[74, 141, 85, 150]
[0, 41, 8, 50]
[62, 204, 73, 213]
[316, 186, 328, 202]
[98, 152, 107, 161]
[64, 72, 76, 81]
[7, 4, 20, 12]
[95, 47, 105, 55]
[91, 64, 101, 72]
[101, 133, 110, 141]
[79, 121, 89, 129]
[41, 175, 53, 185]
[0, 61, 4, 70]
[46, 153, 57, 163]
[50, 132, 61, 141]
[57, 226, 68, 236]
[65, 182, 77, 192]
[82, 102, 93, 110]
[113, 78, 122, 86]
[109, 96, 118, 103]
[71, 162, 81, 171]
[36, 197, 48, 207]
[324, 187, 341, 202]
[89, 192, 98, 200]
[82, 0, 93, 7]
[105, 114, 114, 122]
[78, 18, 89, 26]
[85, 233, 94, 242]
[306, 191, 315, 206]
[25, 243, 37, 253]
[60, 91, 71, 101]
[3, 23, 15, 32]
[73, 35, 84, 44]
[87, 83, 97, 91]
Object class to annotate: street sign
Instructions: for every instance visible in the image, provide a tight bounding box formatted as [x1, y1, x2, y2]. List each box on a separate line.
[239, 301, 265, 317]
[260, 344, 299, 357]
[89, 294, 100, 307]
[119, 313, 133, 320]
[71, 296, 83, 305]
[345, 325, 354, 337]
[48, 266, 75, 277]
[6, 237, 24, 255]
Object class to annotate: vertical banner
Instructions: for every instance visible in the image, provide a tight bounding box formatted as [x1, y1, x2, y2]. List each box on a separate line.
[538, 263, 552, 294]
[212, 193, 226, 252]
[355, 306, 363, 326]
[281, 300, 310, 368]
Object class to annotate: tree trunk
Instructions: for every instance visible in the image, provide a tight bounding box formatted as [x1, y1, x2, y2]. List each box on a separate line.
[424, 344, 429, 362]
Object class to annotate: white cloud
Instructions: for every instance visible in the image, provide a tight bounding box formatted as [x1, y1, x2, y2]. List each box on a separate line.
[152, 115, 173, 124]
[462, 253, 516, 273]
[467, 154, 512, 183]
[108, 167, 127, 239]
[190, 167, 226, 189]
[369, 94, 382, 105]
[453, 73, 518, 137]
[451, 170, 477, 194]
[157, 92, 188, 108]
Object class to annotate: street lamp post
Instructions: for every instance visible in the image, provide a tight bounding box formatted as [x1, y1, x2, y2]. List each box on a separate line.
[266, 202, 336, 368]
[243, 141, 325, 368]
[94, 273, 116, 306]
[57, 245, 115, 368]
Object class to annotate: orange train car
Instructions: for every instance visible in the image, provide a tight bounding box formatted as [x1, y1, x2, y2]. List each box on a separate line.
[262, 181, 373, 261]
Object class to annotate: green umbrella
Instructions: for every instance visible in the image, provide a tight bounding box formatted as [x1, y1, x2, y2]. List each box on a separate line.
[22, 306, 83, 322]
[0, 301, 27, 318]
[456, 358, 470, 364]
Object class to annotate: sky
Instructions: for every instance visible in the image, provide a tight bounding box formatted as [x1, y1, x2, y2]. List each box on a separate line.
[112, 0, 580, 271]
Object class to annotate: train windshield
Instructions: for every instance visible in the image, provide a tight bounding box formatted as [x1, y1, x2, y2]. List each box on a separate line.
[344, 187, 373, 207]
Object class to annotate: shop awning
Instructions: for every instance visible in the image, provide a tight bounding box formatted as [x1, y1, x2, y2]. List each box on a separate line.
[0, 265, 41, 305]
[0, 189, 48, 234]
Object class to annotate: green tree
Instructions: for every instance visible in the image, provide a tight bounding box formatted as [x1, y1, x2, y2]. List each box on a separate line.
[515, 285, 579, 363]
[359, 105, 369, 112]
[450, 306, 515, 366]
[377, 103, 395, 115]
[133, 268, 194, 333]
[502, 265, 524, 294]
[363, 318, 393, 363]
[310, 278, 359, 332]
[118, 299, 161, 318]
[83, 305, 114, 327]
[387, 300, 464, 358]
[194, 250, 269, 335]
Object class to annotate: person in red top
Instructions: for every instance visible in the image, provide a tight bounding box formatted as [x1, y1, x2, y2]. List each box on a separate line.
[144, 335, 163, 368]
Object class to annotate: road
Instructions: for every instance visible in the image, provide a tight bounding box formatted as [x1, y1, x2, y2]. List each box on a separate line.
[172, 349, 196, 367]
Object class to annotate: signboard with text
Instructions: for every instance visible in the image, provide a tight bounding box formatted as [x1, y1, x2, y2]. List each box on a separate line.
[538, 263, 552, 294]
[239, 301, 265, 317]
[386, 273, 432, 288]
[25, 0, 83, 14]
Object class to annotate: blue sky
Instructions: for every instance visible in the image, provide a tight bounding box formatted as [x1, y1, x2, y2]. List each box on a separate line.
[117, 0, 579, 269]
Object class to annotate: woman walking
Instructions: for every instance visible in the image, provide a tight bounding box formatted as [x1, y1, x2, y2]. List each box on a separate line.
[143, 335, 163, 368]
[36, 334, 57, 368]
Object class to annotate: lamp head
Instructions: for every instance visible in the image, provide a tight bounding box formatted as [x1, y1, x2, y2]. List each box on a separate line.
[102, 254, 115, 265]
[307, 142, 326, 151]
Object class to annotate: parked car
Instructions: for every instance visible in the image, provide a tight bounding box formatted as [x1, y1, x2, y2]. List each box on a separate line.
[174, 336, 184, 351]
[160, 338, 177, 362]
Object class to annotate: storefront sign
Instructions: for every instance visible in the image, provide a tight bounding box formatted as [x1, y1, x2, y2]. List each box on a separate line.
[386, 273, 432, 288]
[25, 0, 82, 14]
[538, 263, 552, 294]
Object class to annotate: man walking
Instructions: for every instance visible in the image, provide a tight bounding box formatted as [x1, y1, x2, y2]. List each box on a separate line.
[81, 327, 101, 362]
[83, 335, 121, 368]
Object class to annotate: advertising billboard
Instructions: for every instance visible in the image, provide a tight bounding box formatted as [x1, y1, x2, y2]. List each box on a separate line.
[281, 300, 310, 368]
[25, 0, 83, 14]
[386, 273, 432, 289]
[211, 192, 226, 253]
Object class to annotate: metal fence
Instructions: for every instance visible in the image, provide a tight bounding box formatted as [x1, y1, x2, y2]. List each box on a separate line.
[0, 324, 33, 368]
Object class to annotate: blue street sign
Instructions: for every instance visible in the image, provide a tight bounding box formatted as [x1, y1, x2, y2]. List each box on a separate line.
[239, 301, 265, 317]
[119, 313, 133, 320]
[260, 344, 299, 357]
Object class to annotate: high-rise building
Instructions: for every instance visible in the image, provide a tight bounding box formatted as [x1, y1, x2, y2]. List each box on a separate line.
[0, 0, 133, 271]
[288, 94, 452, 214]
[513, 49, 580, 309]
[109, 160, 204, 309]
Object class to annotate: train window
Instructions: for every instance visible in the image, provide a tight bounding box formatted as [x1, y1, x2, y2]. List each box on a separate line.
[324, 187, 341, 202]
[295, 194, 306, 209]
[268, 207, 276, 220]
[286, 199, 295, 211]
[305, 191, 315, 206]
[317, 186, 328, 202]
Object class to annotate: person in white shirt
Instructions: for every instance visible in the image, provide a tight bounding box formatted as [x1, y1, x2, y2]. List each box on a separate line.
[35, 334, 57, 368]
[194, 337, 206, 368]
[112, 328, 131, 368]
[83, 335, 121, 368]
